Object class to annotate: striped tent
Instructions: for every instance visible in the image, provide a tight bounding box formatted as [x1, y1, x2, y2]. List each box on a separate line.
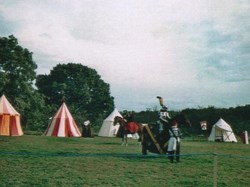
[0, 94, 23, 136]
[44, 102, 81, 137]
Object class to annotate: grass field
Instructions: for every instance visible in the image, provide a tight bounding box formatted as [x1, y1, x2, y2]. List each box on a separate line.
[0, 135, 250, 187]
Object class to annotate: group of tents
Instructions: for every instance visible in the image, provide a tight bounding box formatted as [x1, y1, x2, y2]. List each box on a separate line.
[0, 94, 121, 138]
[0, 94, 238, 142]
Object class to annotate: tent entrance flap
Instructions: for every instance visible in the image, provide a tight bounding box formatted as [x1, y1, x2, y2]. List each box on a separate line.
[0, 115, 10, 135]
[223, 131, 234, 142]
[0, 95, 23, 136]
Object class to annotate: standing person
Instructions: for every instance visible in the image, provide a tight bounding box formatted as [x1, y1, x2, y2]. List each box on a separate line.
[167, 121, 182, 163]
[82, 120, 92, 137]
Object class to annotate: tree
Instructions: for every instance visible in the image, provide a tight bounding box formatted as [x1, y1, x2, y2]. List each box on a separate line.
[36, 63, 114, 126]
[0, 35, 48, 130]
[0, 35, 36, 94]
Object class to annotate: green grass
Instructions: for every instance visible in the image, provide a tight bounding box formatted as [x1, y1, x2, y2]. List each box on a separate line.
[0, 135, 250, 187]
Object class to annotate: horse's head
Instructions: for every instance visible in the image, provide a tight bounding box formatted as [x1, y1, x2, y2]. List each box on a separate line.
[171, 113, 191, 128]
[113, 116, 124, 126]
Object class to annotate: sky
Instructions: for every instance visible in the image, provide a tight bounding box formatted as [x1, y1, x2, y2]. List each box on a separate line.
[0, 0, 250, 111]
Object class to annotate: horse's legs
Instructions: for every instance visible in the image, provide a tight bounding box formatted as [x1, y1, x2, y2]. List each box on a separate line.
[121, 134, 125, 145]
[137, 133, 142, 146]
[121, 133, 128, 146]
[124, 134, 128, 146]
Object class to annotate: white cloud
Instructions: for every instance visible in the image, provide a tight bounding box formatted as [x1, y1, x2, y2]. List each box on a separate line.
[0, 0, 250, 110]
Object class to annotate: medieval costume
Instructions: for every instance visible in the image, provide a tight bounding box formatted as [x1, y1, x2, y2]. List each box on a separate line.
[167, 123, 182, 163]
[157, 106, 171, 133]
[82, 120, 92, 137]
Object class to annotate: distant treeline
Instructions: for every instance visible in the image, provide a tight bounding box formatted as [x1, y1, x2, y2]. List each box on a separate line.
[126, 105, 250, 136]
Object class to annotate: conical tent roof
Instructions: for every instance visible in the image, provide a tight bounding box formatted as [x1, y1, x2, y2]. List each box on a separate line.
[105, 108, 122, 121]
[44, 102, 81, 137]
[0, 95, 20, 115]
[98, 108, 122, 137]
[213, 118, 233, 132]
[0, 94, 23, 136]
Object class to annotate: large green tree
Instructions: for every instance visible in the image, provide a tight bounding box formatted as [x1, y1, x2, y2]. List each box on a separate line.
[36, 63, 114, 126]
[0, 35, 36, 95]
[0, 35, 48, 130]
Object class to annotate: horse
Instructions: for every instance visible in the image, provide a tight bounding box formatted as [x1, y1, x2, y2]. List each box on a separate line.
[141, 112, 191, 155]
[113, 116, 144, 146]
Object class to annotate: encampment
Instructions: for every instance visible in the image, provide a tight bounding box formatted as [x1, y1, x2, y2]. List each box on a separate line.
[0, 94, 23, 136]
[208, 118, 237, 142]
[44, 102, 81, 137]
[98, 108, 122, 137]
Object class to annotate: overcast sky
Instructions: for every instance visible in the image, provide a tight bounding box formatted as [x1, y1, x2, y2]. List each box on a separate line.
[1, 0, 250, 111]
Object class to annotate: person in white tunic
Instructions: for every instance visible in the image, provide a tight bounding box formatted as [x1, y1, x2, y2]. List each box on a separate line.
[167, 122, 182, 163]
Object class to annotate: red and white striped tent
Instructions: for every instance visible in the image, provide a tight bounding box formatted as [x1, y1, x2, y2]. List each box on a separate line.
[44, 102, 81, 137]
[0, 94, 23, 136]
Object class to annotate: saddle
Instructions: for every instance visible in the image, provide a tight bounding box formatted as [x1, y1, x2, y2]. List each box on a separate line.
[126, 122, 138, 134]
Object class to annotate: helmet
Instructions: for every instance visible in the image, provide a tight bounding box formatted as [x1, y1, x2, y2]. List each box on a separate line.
[160, 105, 168, 111]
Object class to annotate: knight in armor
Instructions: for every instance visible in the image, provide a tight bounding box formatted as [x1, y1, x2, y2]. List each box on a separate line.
[157, 96, 171, 133]
[167, 121, 182, 163]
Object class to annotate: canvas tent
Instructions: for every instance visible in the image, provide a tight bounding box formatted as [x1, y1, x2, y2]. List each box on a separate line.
[208, 118, 237, 142]
[44, 102, 81, 137]
[98, 108, 122, 137]
[0, 94, 23, 136]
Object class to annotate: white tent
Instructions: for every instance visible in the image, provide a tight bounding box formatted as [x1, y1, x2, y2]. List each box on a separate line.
[98, 108, 122, 137]
[208, 118, 237, 142]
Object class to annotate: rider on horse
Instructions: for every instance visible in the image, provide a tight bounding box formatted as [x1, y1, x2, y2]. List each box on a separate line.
[125, 112, 134, 123]
[157, 96, 183, 163]
[141, 96, 190, 156]
[157, 96, 171, 133]
[124, 112, 138, 134]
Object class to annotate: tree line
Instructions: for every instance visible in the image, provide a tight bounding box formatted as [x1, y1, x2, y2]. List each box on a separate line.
[182, 105, 250, 135]
[1, 35, 249, 135]
[130, 105, 250, 136]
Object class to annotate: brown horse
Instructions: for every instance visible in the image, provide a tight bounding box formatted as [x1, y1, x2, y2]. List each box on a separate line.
[113, 116, 144, 146]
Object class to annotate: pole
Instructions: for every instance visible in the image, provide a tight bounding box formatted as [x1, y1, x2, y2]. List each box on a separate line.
[213, 152, 218, 187]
